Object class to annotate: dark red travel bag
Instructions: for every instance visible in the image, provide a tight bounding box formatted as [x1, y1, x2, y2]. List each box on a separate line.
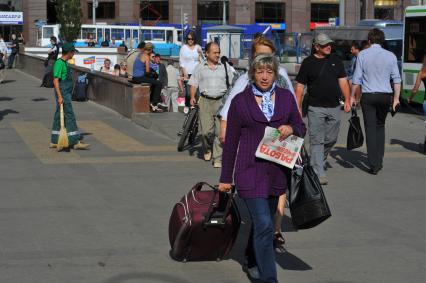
[168, 182, 241, 262]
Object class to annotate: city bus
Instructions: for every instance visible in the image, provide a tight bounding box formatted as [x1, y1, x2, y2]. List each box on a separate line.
[36, 24, 182, 56]
[313, 24, 403, 70]
[402, 5, 426, 103]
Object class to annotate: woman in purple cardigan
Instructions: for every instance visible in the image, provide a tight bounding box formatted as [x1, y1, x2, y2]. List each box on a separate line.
[219, 54, 306, 282]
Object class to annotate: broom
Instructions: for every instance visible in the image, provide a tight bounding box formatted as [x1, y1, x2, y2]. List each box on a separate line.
[57, 104, 69, 151]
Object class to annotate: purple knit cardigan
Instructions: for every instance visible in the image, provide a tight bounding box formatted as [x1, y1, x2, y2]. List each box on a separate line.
[220, 86, 306, 199]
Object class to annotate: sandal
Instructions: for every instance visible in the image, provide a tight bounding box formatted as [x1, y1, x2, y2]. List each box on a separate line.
[273, 232, 285, 248]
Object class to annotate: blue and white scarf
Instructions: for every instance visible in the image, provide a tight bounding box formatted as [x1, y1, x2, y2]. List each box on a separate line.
[251, 82, 276, 121]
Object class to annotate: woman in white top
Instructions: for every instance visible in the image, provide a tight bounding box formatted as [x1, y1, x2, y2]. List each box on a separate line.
[0, 35, 7, 84]
[179, 31, 202, 107]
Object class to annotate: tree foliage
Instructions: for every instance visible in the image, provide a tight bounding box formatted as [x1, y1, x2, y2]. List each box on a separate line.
[55, 0, 82, 43]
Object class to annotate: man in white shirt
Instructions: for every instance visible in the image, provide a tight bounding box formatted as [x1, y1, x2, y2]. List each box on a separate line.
[189, 42, 234, 167]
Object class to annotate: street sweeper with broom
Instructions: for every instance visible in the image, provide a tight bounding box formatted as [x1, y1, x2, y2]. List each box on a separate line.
[50, 42, 89, 151]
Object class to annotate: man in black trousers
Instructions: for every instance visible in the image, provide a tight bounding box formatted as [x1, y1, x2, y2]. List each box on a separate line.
[350, 28, 401, 174]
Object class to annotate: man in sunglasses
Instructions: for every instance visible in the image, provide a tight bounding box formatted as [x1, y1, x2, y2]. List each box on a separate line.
[295, 33, 351, 185]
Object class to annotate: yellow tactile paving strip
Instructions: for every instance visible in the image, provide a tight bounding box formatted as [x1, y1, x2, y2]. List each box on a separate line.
[78, 120, 176, 152]
[12, 121, 194, 165]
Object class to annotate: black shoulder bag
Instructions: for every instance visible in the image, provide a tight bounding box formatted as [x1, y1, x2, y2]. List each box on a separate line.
[302, 58, 328, 117]
[289, 147, 332, 229]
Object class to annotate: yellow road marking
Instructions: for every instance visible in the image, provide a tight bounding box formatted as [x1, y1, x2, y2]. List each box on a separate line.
[78, 120, 176, 152]
[12, 121, 194, 164]
[12, 121, 81, 162]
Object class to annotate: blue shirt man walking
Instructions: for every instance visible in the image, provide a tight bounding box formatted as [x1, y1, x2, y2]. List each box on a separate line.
[351, 28, 401, 174]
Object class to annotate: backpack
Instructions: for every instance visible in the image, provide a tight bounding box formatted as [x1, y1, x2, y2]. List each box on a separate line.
[73, 74, 89, 101]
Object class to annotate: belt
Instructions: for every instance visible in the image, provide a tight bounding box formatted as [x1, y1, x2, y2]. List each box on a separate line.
[200, 93, 224, 100]
[363, 92, 393, 95]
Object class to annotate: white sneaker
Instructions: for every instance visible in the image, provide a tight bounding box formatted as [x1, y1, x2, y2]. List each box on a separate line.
[245, 266, 260, 280]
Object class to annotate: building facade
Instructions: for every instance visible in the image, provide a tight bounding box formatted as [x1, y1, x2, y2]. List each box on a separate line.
[15, 0, 418, 46]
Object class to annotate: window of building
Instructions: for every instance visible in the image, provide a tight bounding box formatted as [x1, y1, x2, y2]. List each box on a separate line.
[374, 0, 396, 20]
[88, 2, 115, 19]
[374, 8, 394, 20]
[311, 3, 339, 23]
[198, 0, 229, 24]
[140, 1, 169, 22]
[255, 2, 285, 23]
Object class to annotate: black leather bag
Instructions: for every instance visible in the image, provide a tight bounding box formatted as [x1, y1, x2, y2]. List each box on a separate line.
[347, 107, 364, 150]
[289, 147, 331, 229]
[0, 54, 5, 70]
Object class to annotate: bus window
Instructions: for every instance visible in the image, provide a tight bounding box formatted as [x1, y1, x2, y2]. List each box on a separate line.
[97, 28, 103, 41]
[125, 29, 131, 40]
[82, 28, 96, 39]
[133, 30, 139, 40]
[105, 28, 111, 40]
[166, 30, 173, 43]
[385, 39, 402, 59]
[111, 28, 124, 40]
[142, 30, 153, 41]
[152, 30, 165, 41]
[43, 27, 54, 39]
[404, 16, 426, 63]
[177, 30, 183, 43]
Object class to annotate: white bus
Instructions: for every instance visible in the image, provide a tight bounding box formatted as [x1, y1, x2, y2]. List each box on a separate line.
[402, 5, 426, 103]
[36, 24, 182, 56]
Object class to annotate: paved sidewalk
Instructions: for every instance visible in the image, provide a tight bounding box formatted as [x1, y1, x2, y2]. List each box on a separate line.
[0, 69, 425, 283]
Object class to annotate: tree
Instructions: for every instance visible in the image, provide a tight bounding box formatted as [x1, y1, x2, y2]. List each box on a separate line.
[55, 0, 82, 43]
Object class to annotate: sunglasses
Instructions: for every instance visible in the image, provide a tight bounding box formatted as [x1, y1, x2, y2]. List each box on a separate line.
[187, 37, 194, 41]
[319, 43, 332, 48]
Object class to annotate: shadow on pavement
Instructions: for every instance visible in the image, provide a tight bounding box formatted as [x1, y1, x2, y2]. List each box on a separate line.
[0, 96, 13, 101]
[390, 138, 424, 154]
[0, 109, 19, 121]
[32, 97, 49, 102]
[0, 80, 16, 84]
[102, 272, 190, 283]
[229, 197, 312, 278]
[329, 146, 370, 172]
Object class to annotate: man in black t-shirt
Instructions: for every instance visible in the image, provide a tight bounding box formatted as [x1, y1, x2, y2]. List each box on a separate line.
[295, 33, 351, 185]
[7, 34, 19, 69]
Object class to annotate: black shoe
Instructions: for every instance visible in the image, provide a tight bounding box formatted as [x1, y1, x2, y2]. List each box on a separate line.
[368, 167, 380, 175]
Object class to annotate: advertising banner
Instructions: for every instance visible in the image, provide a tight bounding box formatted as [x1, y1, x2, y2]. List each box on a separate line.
[0, 12, 24, 25]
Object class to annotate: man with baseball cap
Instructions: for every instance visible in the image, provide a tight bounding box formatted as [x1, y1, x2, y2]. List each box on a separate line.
[295, 33, 351, 185]
[50, 42, 89, 150]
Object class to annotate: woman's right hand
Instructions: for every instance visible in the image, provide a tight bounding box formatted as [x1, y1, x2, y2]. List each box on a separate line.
[218, 183, 232, 192]
[57, 97, 63, 104]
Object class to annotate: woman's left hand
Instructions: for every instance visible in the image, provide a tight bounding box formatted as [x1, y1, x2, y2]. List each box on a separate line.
[277, 125, 293, 141]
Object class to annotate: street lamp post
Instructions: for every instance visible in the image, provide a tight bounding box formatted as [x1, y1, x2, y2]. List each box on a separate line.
[339, 0, 345, 26]
[92, 0, 98, 25]
[223, 0, 226, 25]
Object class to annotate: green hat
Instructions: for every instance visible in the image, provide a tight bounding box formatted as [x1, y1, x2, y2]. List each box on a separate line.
[62, 42, 79, 53]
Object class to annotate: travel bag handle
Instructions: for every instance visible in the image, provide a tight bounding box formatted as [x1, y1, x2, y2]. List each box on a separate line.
[202, 185, 236, 229]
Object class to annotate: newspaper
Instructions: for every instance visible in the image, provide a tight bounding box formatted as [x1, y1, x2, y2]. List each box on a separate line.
[255, 126, 304, 169]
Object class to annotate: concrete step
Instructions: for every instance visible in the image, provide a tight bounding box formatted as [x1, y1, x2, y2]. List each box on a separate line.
[132, 112, 186, 142]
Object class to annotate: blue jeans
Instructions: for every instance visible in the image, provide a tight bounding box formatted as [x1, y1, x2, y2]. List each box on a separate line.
[244, 196, 279, 283]
[8, 52, 16, 68]
[423, 101, 426, 115]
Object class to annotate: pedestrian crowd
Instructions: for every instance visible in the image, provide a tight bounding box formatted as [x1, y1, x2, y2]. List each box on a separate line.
[0, 26, 423, 283]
